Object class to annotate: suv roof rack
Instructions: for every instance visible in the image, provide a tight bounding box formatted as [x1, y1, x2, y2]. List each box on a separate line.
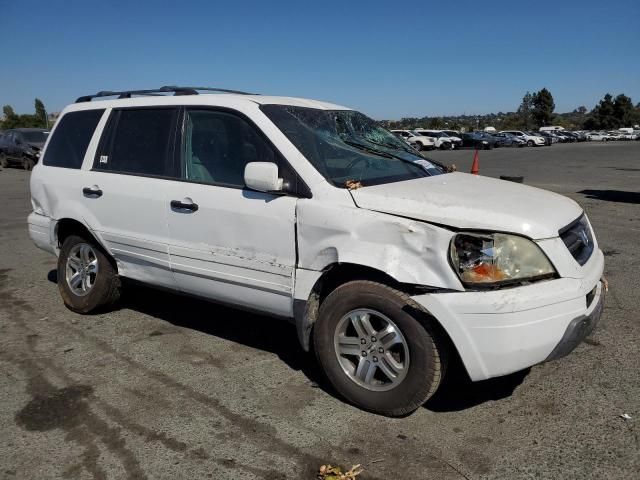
[75, 85, 256, 103]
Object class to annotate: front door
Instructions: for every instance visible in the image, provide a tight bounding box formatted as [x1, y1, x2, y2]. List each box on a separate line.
[164, 108, 298, 317]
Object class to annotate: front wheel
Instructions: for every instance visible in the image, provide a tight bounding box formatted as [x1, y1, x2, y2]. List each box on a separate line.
[0, 153, 8, 168]
[57, 235, 121, 313]
[23, 158, 35, 171]
[314, 281, 446, 416]
[412, 142, 422, 151]
[527, 140, 534, 147]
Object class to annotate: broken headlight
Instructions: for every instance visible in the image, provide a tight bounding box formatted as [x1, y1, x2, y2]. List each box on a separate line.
[450, 232, 556, 286]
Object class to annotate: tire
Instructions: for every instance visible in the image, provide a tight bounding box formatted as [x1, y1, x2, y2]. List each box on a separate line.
[527, 140, 534, 147]
[412, 142, 422, 151]
[0, 153, 8, 168]
[313, 280, 446, 416]
[57, 234, 121, 314]
[23, 158, 35, 171]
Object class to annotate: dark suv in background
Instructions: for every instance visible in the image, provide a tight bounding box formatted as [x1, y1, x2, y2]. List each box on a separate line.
[0, 128, 50, 170]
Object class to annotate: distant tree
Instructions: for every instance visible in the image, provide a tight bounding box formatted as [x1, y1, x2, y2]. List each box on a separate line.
[585, 93, 618, 130]
[573, 106, 588, 115]
[612, 94, 636, 127]
[2, 105, 19, 129]
[34, 98, 48, 128]
[517, 92, 534, 129]
[532, 88, 555, 126]
[427, 117, 443, 129]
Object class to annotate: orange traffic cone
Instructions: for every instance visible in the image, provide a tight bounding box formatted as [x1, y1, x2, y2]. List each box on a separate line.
[471, 149, 479, 175]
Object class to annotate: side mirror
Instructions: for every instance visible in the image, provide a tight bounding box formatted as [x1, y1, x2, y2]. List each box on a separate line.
[244, 162, 283, 193]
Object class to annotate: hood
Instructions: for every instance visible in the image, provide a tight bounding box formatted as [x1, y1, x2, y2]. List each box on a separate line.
[349, 172, 583, 239]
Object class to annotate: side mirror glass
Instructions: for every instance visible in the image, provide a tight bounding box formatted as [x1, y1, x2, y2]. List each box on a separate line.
[244, 162, 283, 193]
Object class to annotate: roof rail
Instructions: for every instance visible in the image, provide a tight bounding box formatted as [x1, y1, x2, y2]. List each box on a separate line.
[75, 85, 256, 103]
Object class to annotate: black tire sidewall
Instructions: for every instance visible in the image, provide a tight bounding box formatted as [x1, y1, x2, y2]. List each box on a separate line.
[314, 281, 440, 415]
[57, 235, 117, 313]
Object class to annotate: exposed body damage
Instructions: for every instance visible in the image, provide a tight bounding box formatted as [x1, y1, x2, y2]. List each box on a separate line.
[292, 199, 463, 350]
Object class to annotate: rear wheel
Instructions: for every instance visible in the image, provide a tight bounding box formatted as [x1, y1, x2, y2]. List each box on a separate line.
[57, 234, 121, 313]
[314, 281, 446, 416]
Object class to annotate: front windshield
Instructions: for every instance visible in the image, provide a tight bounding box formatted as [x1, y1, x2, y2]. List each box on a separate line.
[261, 105, 446, 187]
[22, 131, 49, 143]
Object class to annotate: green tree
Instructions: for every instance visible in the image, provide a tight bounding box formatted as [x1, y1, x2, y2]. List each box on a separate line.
[517, 92, 533, 129]
[532, 88, 555, 126]
[612, 94, 635, 127]
[34, 98, 48, 128]
[585, 93, 618, 130]
[2, 105, 19, 129]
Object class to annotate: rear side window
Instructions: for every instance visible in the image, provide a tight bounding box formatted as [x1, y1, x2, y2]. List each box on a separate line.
[42, 109, 104, 169]
[95, 108, 178, 177]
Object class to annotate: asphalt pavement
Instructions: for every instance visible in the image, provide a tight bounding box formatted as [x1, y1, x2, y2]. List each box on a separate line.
[1, 141, 638, 479]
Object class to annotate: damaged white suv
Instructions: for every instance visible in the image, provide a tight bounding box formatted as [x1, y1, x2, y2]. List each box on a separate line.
[28, 86, 605, 416]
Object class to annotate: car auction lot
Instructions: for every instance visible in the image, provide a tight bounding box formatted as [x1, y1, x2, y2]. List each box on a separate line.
[1, 142, 638, 479]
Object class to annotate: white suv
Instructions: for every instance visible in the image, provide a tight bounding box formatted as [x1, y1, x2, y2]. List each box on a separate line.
[390, 129, 436, 150]
[500, 130, 546, 147]
[28, 86, 605, 416]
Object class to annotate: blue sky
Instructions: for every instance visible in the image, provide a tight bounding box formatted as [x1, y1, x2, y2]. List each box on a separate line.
[1, 0, 638, 119]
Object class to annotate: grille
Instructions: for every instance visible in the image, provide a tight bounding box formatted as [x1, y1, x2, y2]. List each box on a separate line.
[559, 215, 594, 266]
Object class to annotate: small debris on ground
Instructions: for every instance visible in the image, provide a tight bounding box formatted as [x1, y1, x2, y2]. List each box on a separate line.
[318, 464, 363, 480]
[620, 413, 632, 420]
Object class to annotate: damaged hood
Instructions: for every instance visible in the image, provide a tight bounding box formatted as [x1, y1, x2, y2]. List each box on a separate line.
[349, 172, 582, 239]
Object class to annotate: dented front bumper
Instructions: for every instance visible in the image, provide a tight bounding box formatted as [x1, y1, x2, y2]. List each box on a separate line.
[411, 248, 605, 381]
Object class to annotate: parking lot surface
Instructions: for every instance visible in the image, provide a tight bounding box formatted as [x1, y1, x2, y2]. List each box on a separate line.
[1, 142, 639, 479]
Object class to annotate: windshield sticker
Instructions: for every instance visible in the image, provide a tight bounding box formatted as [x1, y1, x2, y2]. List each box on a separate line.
[413, 159, 437, 171]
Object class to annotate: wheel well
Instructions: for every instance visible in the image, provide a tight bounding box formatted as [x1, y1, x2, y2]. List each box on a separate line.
[55, 218, 95, 247]
[295, 263, 448, 352]
[55, 219, 117, 270]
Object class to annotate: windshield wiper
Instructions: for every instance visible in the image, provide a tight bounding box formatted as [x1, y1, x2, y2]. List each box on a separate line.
[342, 139, 395, 159]
[344, 138, 447, 174]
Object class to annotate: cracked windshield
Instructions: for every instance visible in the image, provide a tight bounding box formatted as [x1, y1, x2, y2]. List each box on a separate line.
[261, 105, 445, 187]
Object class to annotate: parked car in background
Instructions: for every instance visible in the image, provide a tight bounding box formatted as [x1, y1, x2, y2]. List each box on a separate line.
[0, 128, 50, 170]
[523, 131, 552, 146]
[500, 130, 546, 147]
[390, 130, 436, 150]
[537, 131, 559, 144]
[413, 129, 460, 149]
[493, 132, 526, 147]
[586, 132, 609, 141]
[462, 132, 498, 150]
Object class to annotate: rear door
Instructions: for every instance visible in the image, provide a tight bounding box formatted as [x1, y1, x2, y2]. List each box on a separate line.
[163, 107, 299, 317]
[84, 107, 180, 288]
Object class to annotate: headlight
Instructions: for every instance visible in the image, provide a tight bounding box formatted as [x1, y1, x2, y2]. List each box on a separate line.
[450, 232, 556, 286]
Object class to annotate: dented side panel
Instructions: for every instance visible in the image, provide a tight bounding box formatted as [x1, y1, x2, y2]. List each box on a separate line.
[295, 200, 465, 292]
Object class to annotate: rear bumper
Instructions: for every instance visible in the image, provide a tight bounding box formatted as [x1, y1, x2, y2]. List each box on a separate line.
[27, 212, 56, 255]
[412, 249, 605, 381]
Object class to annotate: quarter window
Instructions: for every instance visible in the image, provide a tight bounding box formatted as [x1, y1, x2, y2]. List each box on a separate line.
[96, 108, 178, 176]
[42, 109, 104, 169]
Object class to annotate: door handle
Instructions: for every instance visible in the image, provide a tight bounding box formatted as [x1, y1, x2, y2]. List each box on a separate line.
[83, 186, 103, 197]
[170, 199, 199, 212]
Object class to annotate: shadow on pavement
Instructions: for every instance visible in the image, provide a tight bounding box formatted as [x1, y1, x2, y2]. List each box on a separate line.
[47, 270, 529, 413]
[425, 356, 530, 412]
[119, 282, 327, 385]
[578, 189, 640, 204]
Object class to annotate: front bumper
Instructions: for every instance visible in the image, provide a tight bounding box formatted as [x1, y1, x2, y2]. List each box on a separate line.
[412, 248, 605, 381]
